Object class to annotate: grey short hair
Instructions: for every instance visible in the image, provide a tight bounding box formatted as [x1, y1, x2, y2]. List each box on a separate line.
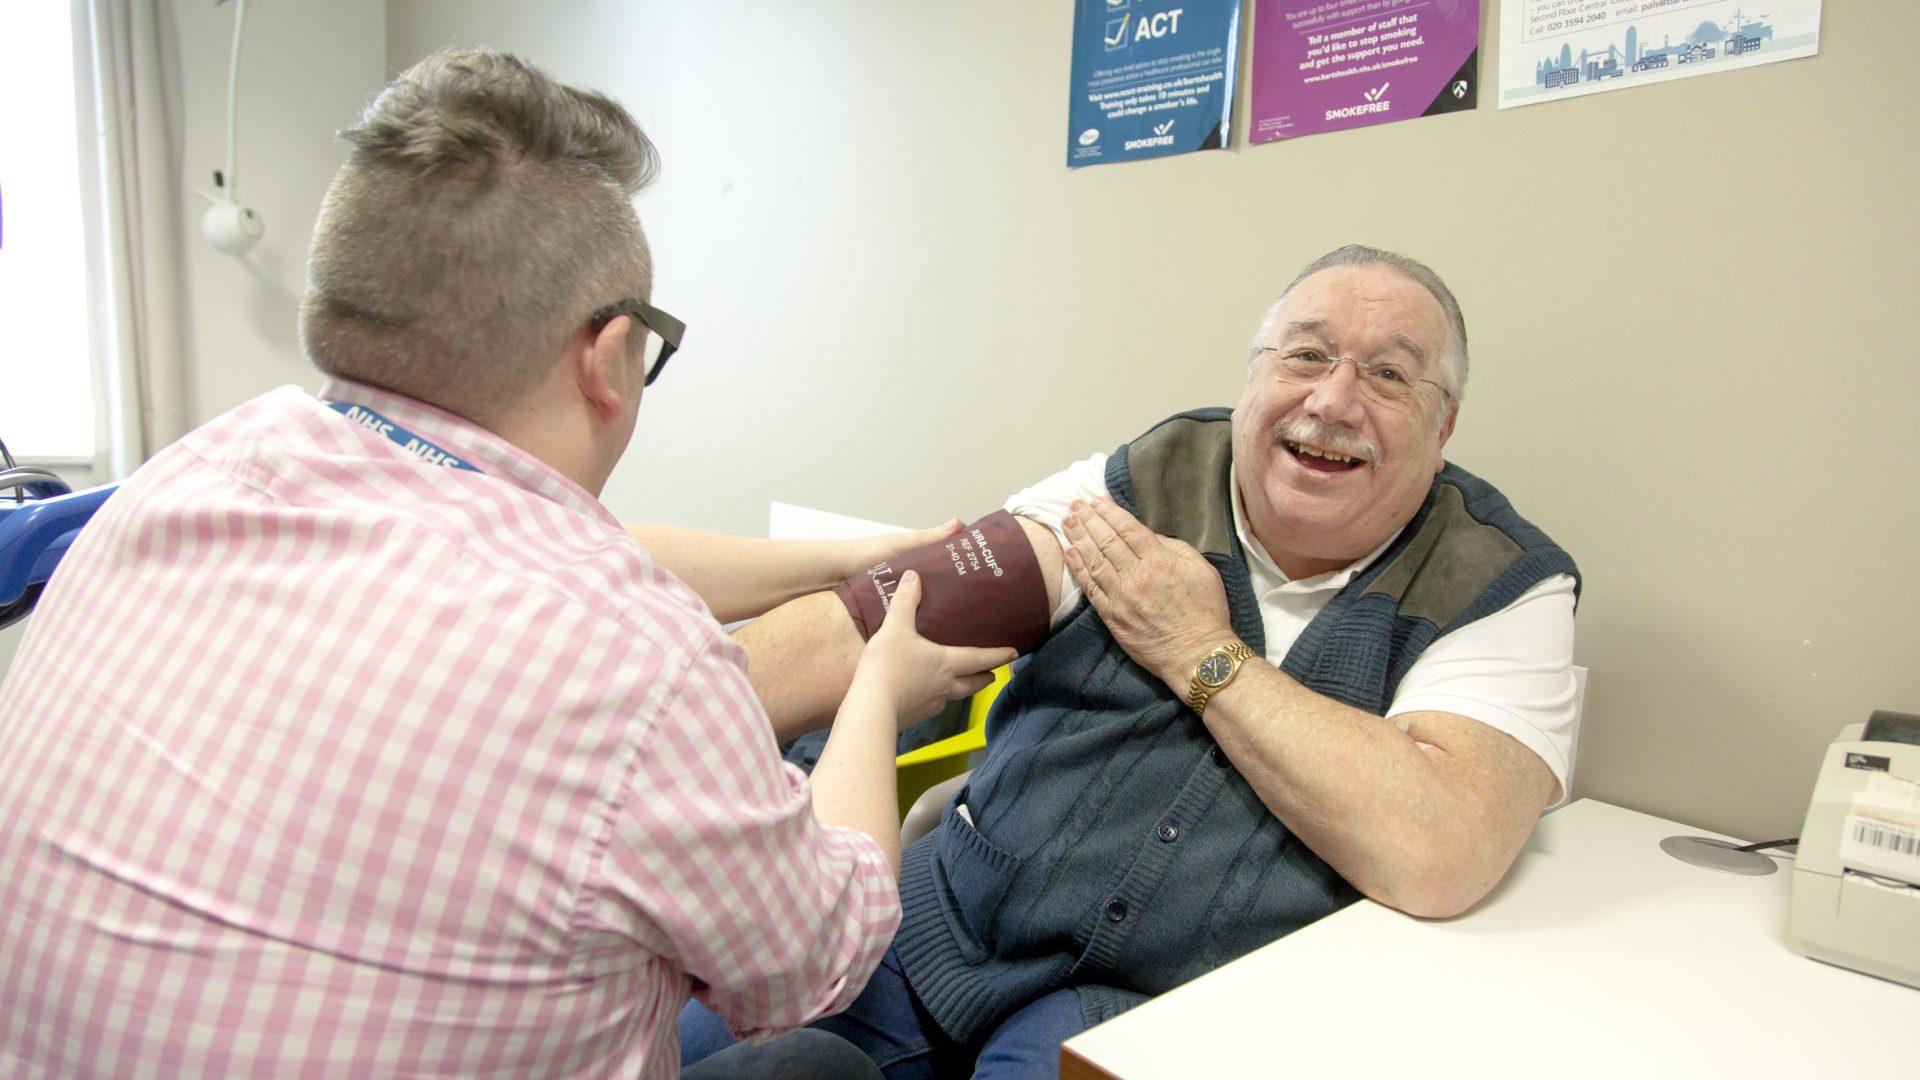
[1249, 245, 1470, 403]
[300, 48, 659, 420]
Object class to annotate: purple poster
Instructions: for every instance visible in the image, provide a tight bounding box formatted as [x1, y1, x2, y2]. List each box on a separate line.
[1250, 0, 1481, 144]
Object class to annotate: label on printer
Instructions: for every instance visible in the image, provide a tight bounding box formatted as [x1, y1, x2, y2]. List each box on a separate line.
[1840, 773, 1920, 884]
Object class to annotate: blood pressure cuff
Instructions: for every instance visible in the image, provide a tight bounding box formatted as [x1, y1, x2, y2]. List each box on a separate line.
[831, 509, 1050, 655]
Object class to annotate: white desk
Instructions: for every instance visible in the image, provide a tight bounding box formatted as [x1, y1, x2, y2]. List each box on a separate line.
[1061, 799, 1917, 1079]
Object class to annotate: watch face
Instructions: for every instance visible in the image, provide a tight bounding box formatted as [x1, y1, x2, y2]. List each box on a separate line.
[1198, 652, 1235, 687]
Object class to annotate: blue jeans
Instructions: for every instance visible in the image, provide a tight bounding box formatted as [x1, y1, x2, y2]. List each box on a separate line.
[681, 1028, 882, 1080]
[680, 946, 1090, 1079]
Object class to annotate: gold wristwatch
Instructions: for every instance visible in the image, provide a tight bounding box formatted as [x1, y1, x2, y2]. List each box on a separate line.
[1187, 641, 1255, 716]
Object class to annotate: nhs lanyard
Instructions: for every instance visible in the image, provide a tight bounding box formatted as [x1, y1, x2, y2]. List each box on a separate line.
[325, 401, 481, 473]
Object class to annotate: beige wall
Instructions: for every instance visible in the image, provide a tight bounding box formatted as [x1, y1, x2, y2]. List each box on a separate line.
[172, 0, 385, 421]
[370, 1, 1918, 843]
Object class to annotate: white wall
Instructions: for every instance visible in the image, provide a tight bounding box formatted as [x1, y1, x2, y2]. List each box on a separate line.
[171, 0, 386, 419]
[379, 1, 1918, 844]
[0, 623, 25, 677]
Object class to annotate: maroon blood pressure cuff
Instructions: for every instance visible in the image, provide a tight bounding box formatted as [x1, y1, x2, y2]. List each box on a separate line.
[831, 509, 1050, 654]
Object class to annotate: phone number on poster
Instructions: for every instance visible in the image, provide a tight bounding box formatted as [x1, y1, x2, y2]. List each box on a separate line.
[1531, 12, 1607, 34]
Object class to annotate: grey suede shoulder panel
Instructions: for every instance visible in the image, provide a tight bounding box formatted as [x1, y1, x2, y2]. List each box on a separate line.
[1363, 483, 1525, 627]
[1123, 413, 1236, 558]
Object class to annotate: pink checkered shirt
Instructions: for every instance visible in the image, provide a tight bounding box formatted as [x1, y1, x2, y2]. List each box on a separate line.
[0, 381, 899, 1079]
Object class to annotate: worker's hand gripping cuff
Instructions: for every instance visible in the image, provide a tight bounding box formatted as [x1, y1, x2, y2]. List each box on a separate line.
[831, 510, 1049, 654]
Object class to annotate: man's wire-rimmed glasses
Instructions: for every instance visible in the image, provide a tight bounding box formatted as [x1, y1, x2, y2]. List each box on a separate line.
[1255, 347, 1452, 410]
[590, 298, 685, 386]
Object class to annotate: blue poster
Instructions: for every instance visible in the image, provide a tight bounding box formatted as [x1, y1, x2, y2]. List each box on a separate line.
[1067, 0, 1241, 168]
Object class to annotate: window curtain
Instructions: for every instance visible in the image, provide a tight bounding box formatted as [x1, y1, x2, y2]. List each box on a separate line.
[72, 0, 189, 481]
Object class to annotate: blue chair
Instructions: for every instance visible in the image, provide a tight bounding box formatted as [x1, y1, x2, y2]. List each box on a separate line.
[0, 472, 117, 629]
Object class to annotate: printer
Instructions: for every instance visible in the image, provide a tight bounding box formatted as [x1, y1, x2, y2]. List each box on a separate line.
[1790, 710, 1920, 990]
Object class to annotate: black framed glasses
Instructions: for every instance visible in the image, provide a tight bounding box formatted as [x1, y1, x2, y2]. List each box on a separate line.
[589, 298, 685, 386]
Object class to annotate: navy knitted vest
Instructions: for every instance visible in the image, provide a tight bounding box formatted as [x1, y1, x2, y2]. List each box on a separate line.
[894, 408, 1579, 1041]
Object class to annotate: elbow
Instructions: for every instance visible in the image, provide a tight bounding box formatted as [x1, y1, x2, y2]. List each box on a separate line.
[1382, 882, 1486, 920]
[1367, 874, 1482, 919]
[1364, 841, 1513, 920]
[1365, 792, 1544, 918]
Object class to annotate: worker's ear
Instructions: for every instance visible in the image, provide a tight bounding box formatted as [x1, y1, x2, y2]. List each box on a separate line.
[576, 314, 637, 424]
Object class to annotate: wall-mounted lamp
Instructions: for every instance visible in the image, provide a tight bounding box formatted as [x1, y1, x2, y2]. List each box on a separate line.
[196, 0, 262, 256]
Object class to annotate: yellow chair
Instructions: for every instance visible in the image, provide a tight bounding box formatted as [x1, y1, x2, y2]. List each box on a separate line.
[895, 663, 1010, 821]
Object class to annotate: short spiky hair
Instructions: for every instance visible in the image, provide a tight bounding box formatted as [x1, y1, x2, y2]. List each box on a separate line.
[1250, 245, 1470, 403]
[301, 48, 658, 420]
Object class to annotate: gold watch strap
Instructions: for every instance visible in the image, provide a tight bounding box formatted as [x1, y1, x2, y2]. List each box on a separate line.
[1187, 641, 1255, 716]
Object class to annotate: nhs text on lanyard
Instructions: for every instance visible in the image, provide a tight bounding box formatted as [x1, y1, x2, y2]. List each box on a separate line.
[326, 402, 481, 473]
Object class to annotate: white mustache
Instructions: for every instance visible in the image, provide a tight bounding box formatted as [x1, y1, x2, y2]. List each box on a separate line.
[1270, 416, 1380, 466]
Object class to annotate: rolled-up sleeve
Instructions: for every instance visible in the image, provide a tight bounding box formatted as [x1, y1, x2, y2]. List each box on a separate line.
[588, 631, 900, 1041]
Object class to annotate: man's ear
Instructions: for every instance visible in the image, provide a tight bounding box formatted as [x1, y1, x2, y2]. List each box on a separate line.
[576, 315, 636, 424]
[1432, 401, 1459, 473]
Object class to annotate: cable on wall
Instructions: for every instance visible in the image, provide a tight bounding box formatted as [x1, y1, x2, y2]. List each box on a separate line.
[195, 0, 263, 255]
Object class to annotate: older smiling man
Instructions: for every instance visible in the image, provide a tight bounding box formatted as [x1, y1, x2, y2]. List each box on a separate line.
[684, 244, 1581, 1079]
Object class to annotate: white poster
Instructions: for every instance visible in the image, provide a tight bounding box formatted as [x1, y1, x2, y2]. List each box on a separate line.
[1498, 0, 1821, 109]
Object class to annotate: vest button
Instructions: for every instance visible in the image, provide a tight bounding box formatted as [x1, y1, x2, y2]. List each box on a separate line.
[1211, 744, 1231, 768]
[1156, 822, 1179, 843]
[1104, 898, 1128, 922]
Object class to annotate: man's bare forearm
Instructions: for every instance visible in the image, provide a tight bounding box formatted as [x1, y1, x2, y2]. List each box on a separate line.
[624, 526, 869, 625]
[733, 591, 867, 741]
[807, 675, 904, 872]
[626, 521, 967, 625]
[1191, 664, 1555, 918]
